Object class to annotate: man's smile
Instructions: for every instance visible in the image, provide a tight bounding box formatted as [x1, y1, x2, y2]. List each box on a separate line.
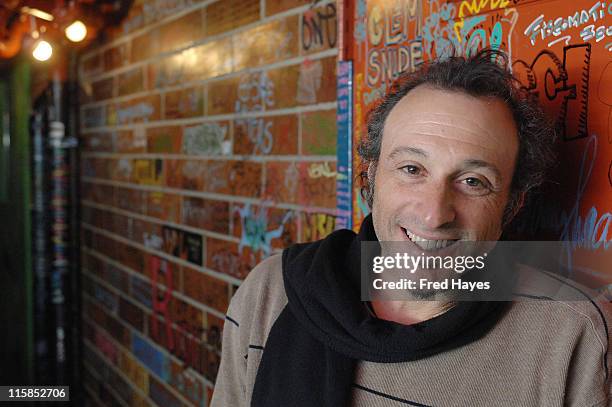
[400, 226, 460, 251]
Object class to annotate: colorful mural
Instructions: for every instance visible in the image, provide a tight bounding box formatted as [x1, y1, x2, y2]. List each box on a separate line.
[348, 0, 611, 291]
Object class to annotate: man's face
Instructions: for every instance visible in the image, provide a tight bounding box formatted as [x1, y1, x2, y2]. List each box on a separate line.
[371, 85, 519, 248]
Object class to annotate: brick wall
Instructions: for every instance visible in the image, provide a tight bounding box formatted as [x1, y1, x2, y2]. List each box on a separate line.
[78, 0, 339, 405]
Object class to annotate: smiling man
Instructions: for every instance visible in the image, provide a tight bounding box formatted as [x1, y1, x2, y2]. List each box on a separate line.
[211, 50, 611, 407]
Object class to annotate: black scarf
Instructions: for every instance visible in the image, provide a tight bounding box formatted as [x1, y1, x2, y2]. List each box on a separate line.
[251, 215, 509, 406]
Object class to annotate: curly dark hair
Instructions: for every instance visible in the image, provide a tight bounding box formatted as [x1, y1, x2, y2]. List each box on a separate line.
[358, 48, 556, 227]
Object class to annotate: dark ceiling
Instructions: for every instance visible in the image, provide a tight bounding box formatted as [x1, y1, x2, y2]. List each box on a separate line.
[0, 0, 133, 60]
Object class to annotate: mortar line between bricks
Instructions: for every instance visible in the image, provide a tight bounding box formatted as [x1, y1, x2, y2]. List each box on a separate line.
[79, 99, 338, 130]
[80, 177, 340, 215]
[81, 222, 244, 286]
[81, 43, 338, 93]
[83, 265, 226, 328]
[84, 336, 206, 407]
[81, 354, 131, 407]
[82, 347, 159, 407]
[80, 0, 216, 61]
[83, 306, 216, 392]
[83, 288, 217, 359]
[82, 250, 228, 320]
[80, 152, 338, 162]
[81, 0, 337, 79]
[81, 198, 241, 244]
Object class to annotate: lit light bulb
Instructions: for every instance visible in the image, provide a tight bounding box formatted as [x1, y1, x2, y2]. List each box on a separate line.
[65, 20, 87, 42]
[32, 40, 53, 61]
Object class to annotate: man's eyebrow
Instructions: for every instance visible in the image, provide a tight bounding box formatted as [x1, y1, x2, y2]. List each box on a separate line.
[460, 159, 502, 183]
[387, 146, 428, 159]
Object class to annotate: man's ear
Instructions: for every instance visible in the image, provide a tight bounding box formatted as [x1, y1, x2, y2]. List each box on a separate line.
[366, 162, 376, 182]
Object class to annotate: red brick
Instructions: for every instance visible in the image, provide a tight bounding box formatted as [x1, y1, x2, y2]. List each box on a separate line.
[114, 187, 145, 213]
[207, 77, 238, 115]
[263, 161, 298, 203]
[103, 44, 129, 70]
[115, 130, 147, 153]
[182, 197, 229, 234]
[295, 56, 337, 106]
[116, 95, 160, 124]
[146, 192, 181, 223]
[267, 64, 300, 109]
[297, 161, 337, 207]
[131, 31, 159, 63]
[159, 10, 204, 53]
[206, 0, 259, 36]
[265, 0, 310, 16]
[119, 297, 145, 332]
[146, 126, 182, 153]
[109, 158, 134, 182]
[148, 53, 185, 90]
[206, 238, 260, 280]
[91, 77, 114, 101]
[90, 183, 115, 206]
[225, 160, 262, 197]
[145, 254, 181, 292]
[234, 115, 298, 155]
[232, 15, 299, 70]
[116, 241, 145, 273]
[183, 266, 229, 313]
[165, 159, 183, 189]
[163, 86, 204, 119]
[103, 262, 131, 295]
[300, 3, 338, 55]
[117, 68, 144, 97]
[169, 297, 204, 337]
[177, 160, 206, 190]
[301, 109, 337, 155]
[187, 38, 234, 81]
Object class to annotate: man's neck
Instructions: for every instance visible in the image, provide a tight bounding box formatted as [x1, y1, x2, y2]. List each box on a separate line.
[370, 299, 456, 325]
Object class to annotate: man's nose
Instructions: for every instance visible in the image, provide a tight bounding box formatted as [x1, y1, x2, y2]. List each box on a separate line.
[416, 182, 456, 229]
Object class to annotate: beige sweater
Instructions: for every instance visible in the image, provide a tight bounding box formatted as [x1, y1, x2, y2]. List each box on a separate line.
[211, 254, 612, 407]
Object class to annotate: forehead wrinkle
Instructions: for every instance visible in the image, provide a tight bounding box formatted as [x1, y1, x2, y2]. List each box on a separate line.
[387, 119, 499, 142]
[387, 107, 517, 140]
[385, 131, 500, 152]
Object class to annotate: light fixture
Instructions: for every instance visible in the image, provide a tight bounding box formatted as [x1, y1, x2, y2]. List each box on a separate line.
[32, 40, 53, 61]
[21, 6, 54, 22]
[65, 20, 87, 42]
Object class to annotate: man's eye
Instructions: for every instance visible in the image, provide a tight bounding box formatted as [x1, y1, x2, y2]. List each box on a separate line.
[400, 165, 420, 175]
[462, 177, 489, 190]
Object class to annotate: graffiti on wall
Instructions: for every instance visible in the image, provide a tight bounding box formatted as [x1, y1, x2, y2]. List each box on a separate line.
[235, 204, 292, 256]
[234, 72, 276, 155]
[302, 3, 338, 52]
[350, 0, 612, 291]
[513, 44, 591, 141]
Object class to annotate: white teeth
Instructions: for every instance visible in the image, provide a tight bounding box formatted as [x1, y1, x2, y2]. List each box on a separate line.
[405, 229, 455, 250]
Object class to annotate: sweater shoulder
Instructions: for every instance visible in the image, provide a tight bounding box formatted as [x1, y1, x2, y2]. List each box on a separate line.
[513, 264, 611, 337]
